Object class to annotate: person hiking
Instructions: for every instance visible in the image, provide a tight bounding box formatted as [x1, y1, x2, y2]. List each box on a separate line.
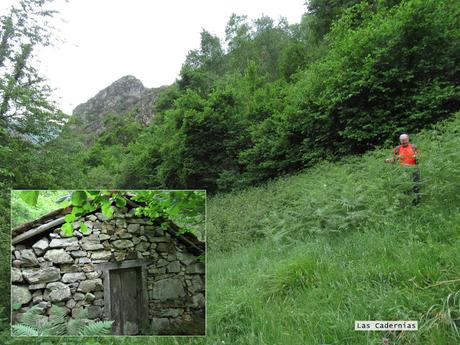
[385, 134, 421, 205]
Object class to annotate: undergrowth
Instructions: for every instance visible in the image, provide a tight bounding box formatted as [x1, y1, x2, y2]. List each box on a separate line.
[1, 114, 459, 344]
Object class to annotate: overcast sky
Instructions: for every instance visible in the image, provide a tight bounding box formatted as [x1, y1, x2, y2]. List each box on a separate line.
[1, 0, 306, 114]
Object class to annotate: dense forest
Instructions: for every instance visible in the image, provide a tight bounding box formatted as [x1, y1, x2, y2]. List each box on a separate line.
[1, 0, 459, 343]
[2, 0, 458, 193]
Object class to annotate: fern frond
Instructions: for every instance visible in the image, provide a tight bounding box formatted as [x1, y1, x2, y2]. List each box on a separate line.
[19, 305, 42, 328]
[39, 305, 67, 336]
[48, 305, 67, 325]
[67, 317, 88, 336]
[13, 305, 113, 336]
[11, 324, 40, 336]
[42, 322, 67, 336]
[78, 320, 113, 336]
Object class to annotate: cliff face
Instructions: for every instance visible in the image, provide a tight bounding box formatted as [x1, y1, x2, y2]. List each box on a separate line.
[70, 75, 166, 135]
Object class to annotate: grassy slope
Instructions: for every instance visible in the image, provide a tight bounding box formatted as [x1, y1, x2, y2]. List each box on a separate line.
[2, 114, 459, 344]
[206, 112, 460, 345]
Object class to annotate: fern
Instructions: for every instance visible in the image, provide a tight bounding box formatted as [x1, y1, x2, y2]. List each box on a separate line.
[11, 324, 40, 336]
[67, 317, 87, 336]
[12, 305, 114, 336]
[67, 307, 89, 335]
[43, 305, 67, 336]
[78, 321, 114, 336]
[18, 305, 42, 328]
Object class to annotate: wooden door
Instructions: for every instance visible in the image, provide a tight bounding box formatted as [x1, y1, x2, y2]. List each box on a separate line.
[109, 267, 143, 335]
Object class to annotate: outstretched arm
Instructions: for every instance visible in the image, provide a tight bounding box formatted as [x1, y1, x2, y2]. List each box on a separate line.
[385, 147, 399, 163]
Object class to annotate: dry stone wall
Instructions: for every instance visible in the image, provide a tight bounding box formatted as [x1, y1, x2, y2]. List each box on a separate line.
[11, 207, 205, 334]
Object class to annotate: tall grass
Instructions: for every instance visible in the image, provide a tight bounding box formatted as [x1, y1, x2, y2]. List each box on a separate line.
[2, 114, 459, 344]
[205, 113, 460, 344]
[208, 112, 460, 252]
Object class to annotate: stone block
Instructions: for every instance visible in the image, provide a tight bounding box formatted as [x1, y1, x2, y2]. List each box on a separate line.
[99, 234, 111, 241]
[20, 249, 40, 267]
[11, 285, 32, 306]
[73, 292, 85, 301]
[151, 278, 185, 301]
[85, 272, 99, 279]
[70, 250, 87, 258]
[81, 264, 95, 272]
[77, 279, 103, 293]
[167, 261, 180, 273]
[32, 237, 49, 256]
[62, 272, 86, 283]
[60, 264, 80, 273]
[159, 308, 184, 318]
[93, 299, 104, 306]
[11, 267, 23, 283]
[190, 275, 204, 292]
[91, 250, 112, 260]
[45, 282, 71, 302]
[135, 241, 150, 252]
[177, 252, 196, 265]
[44, 249, 73, 264]
[22, 267, 60, 284]
[81, 239, 104, 251]
[84, 292, 95, 302]
[66, 299, 76, 309]
[120, 232, 133, 239]
[156, 243, 172, 252]
[157, 259, 168, 267]
[49, 237, 78, 248]
[112, 239, 134, 249]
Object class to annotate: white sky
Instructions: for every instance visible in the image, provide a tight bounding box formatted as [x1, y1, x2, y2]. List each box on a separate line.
[1, 0, 306, 114]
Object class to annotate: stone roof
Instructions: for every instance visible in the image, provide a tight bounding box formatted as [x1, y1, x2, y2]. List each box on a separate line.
[12, 200, 205, 256]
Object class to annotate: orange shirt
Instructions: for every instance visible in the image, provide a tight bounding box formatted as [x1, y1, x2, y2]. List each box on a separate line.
[395, 144, 417, 165]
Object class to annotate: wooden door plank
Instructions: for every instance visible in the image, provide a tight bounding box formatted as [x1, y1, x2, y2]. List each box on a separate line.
[110, 270, 123, 335]
[120, 267, 139, 335]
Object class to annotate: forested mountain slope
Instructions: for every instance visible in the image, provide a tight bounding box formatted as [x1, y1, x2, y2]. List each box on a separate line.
[37, 0, 459, 192]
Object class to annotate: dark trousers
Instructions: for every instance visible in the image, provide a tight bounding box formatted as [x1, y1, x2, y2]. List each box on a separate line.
[412, 170, 420, 206]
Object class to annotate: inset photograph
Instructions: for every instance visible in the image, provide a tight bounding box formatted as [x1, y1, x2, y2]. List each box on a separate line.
[11, 190, 205, 336]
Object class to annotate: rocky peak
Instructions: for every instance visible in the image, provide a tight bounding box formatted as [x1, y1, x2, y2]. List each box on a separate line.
[68, 75, 167, 141]
[72, 75, 147, 120]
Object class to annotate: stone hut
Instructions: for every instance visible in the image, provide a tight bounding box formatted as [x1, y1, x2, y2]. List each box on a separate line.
[11, 200, 205, 335]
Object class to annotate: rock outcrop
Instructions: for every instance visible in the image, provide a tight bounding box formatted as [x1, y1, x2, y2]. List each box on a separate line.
[69, 75, 167, 141]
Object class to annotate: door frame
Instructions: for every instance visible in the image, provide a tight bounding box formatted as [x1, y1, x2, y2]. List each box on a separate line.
[94, 259, 150, 333]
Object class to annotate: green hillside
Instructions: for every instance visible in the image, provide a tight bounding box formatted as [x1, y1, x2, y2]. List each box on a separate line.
[3, 113, 457, 345]
[205, 114, 460, 345]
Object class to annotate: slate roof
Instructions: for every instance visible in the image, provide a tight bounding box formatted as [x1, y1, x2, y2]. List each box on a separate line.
[11, 198, 205, 256]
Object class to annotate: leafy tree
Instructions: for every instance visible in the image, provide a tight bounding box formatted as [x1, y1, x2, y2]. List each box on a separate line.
[178, 30, 225, 95]
[225, 13, 252, 52]
[0, 0, 67, 192]
[306, 0, 363, 41]
[132, 190, 205, 239]
[242, 0, 459, 180]
[0, 0, 64, 139]
[11, 190, 68, 227]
